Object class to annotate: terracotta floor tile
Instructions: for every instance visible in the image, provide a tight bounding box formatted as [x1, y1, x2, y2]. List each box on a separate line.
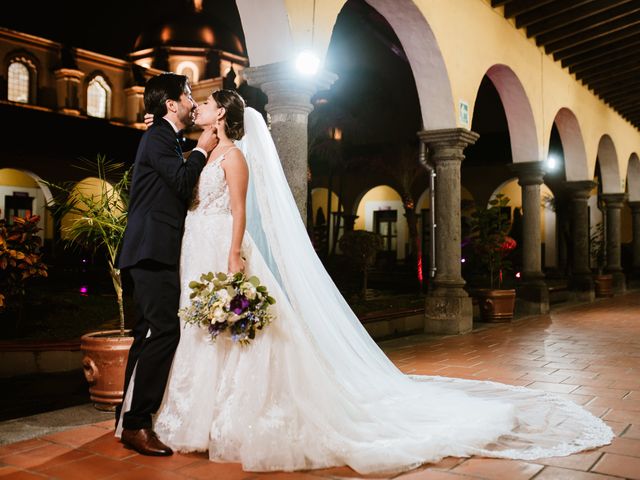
[124, 451, 205, 470]
[176, 460, 258, 480]
[530, 450, 603, 471]
[0, 468, 47, 479]
[574, 386, 630, 399]
[41, 454, 134, 479]
[601, 436, 640, 457]
[450, 458, 543, 480]
[394, 469, 466, 480]
[77, 435, 137, 460]
[0, 439, 50, 457]
[604, 420, 630, 436]
[603, 409, 640, 424]
[93, 420, 116, 430]
[0, 443, 91, 471]
[622, 424, 640, 439]
[102, 465, 189, 480]
[532, 466, 618, 479]
[42, 425, 112, 448]
[592, 453, 640, 479]
[526, 382, 580, 394]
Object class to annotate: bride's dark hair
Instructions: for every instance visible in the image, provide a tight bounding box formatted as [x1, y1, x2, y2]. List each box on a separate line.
[212, 89, 245, 140]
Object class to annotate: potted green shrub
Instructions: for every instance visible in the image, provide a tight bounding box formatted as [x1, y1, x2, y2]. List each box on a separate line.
[45, 155, 133, 411]
[0, 216, 48, 332]
[338, 230, 383, 300]
[590, 221, 613, 297]
[468, 194, 517, 322]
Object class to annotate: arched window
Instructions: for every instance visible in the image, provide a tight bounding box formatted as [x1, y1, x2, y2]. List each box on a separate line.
[176, 61, 199, 83]
[87, 75, 111, 118]
[8, 61, 30, 103]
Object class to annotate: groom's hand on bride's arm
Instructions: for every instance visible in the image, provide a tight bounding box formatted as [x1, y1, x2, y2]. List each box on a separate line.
[143, 113, 154, 128]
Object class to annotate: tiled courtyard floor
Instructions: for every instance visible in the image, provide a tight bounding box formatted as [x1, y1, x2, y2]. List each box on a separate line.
[1, 292, 640, 479]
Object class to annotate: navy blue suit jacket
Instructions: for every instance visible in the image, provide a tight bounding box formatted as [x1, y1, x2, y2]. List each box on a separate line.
[118, 119, 206, 269]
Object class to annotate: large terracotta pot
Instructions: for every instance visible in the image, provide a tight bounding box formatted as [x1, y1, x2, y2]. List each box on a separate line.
[80, 330, 133, 411]
[474, 289, 516, 322]
[594, 274, 614, 298]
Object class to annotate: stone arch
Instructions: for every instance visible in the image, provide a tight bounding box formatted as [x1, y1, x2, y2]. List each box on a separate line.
[236, 0, 456, 130]
[552, 108, 589, 181]
[482, 64, 539, 164]
[595, 134, 621, 194]
[362, 0, 455, 129]
[627, 152, 640, 202]
[0, 168, 53, 240]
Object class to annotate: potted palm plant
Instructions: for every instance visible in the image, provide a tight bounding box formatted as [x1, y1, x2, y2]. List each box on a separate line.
[590, 221, 613, 297]
[468, 194, 517, 322]
[45, 155, 133, 411]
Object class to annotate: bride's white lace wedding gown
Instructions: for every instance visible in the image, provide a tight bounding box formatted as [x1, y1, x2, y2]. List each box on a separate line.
[152, 112, 612, 475]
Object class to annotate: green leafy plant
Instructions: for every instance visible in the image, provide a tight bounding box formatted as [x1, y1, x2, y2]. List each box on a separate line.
[468, 194, 516, 289]
[44, 155, 131, 336]
[338, 230, 383, 299]
[0, 216, 48, 315]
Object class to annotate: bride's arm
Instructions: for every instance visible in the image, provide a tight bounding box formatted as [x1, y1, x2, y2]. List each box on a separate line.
[223, 149, 249, 274]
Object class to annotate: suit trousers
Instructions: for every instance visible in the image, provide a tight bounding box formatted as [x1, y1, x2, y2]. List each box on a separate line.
[117, 260, 181, 430]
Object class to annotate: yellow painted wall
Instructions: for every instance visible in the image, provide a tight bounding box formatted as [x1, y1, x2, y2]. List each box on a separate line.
[0, 169, 38, 188]
[354, 185, 401, 231]
[493, 179, 554, 238]
[311, 188, 342, 222]
[299, 0, 639, 186]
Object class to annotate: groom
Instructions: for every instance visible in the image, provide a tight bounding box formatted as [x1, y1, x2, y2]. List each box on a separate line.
[116, 73, 217, 456]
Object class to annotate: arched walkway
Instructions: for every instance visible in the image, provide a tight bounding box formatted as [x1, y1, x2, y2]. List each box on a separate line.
[552, 108, 589, 181]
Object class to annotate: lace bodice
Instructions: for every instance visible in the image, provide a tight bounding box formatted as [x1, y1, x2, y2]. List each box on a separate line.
[190, 151, 232, 215]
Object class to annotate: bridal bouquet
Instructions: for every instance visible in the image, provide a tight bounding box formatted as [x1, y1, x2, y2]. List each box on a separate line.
[179, 271, 276, 345]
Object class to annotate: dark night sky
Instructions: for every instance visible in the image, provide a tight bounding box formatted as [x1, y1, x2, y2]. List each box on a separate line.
[2, 0, 246, 59]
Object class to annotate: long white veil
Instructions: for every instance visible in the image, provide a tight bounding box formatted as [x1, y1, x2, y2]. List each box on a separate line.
[235, 106, 612, 467]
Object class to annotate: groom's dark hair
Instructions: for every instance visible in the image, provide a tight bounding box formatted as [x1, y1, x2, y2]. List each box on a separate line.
[144, 73, 190, 118]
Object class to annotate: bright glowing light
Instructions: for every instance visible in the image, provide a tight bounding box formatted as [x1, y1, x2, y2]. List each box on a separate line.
[461, 258, 466, 263]
[296, 51, 320, 76]
[80, 286, 88, 295]
[546, 154, 558, 171]
[515, 272, 521, 279]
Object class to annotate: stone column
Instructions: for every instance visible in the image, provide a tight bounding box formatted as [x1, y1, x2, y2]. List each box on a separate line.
[243, 62, 337, 223]
[509, 162, 549, 316]
[418, 128, 479, 334]
[630, 201, 640, 287]
[565, 181, 596, 301]
[54, 68, 84, 115]
[124, 86, 145, 127]
[601, 193, 627, 293]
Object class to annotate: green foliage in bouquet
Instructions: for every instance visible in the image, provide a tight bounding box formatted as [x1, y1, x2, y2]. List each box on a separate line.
[181, 271, 275, 345]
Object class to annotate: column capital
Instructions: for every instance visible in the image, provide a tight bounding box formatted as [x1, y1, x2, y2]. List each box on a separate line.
[244, 62, 338, 116]
[509, 161, 546, 186]
[417, 128, 479, 149]
[565, 180, 596, 200]
[54, 68, 85, 81]
[601, 193, 627, 209]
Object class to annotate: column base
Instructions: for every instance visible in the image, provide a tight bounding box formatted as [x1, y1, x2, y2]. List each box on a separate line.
[608, 270, 627, 294]
[515, 282, 550, 317]
[569, 273, 595, 302]
[425, 288, 473, 335]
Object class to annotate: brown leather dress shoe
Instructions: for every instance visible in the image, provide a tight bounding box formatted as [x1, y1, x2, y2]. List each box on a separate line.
[121, 428, 173, 456]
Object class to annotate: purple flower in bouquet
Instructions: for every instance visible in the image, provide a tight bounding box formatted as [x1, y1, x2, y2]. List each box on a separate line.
[208, 321, 228, 337]
[230, 294, 250, 314]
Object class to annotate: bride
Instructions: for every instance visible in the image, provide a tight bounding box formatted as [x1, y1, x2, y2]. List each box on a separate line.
[125, 89, 612, 474]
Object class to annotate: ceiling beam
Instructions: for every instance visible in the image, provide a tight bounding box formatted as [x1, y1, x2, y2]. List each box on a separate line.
[572, 52, 640, 78]
[545, 11, 640, 55]
[580, 61, 640, 85]
[552, 23, 640, 61]
[525, 0, 631, 36]
[594, 79, 640, 98]
[536, 2, 640, 46]
[562, 35, 640, 70]
[491, 0, 513, 7]
[584, 68, 640, 91]
[504, 0, 556, 19]
[517, 0, 597, 30]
